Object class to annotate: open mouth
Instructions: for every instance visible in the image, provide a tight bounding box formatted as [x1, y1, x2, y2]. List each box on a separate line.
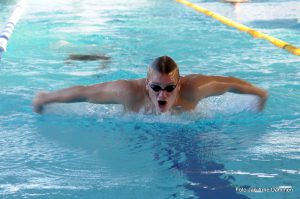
[158, 100, 167, 106]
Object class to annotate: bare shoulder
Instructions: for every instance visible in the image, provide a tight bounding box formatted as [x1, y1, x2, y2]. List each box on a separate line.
[181, 74, 244, 86]
[179, 74, 230, 101]
[115, 78, 147, 108]
[83, 78, 146, 105]
[116, 78, 147, 103]
[88, 78, 144, 92]
[181, 74, 216, 88]
[122, 78, 146, 96]
[179, 74, 210, 101]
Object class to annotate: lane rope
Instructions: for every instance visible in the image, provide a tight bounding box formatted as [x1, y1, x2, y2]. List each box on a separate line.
[0, 0, 26, 59]
[175, 0, 300, 56]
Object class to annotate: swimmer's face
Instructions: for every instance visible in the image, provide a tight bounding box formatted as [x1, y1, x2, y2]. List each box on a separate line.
[146, 69, 180, 113]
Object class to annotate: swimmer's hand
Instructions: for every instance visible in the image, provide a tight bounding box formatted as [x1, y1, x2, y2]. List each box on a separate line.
[258, 90, 268, 111]
[33, 92, 48, 114]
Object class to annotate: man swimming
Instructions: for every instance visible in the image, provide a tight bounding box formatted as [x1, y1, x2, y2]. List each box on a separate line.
[33, 56, 268, 114]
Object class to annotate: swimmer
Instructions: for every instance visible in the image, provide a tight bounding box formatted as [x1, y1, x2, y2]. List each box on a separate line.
[67, 54, 111, 61]
[65, 54, 111, 69]
[33, 56, 268, 114]
[223, 0, 249, 16]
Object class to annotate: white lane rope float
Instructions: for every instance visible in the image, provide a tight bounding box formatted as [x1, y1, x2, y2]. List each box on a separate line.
[0, 0, 26, 59]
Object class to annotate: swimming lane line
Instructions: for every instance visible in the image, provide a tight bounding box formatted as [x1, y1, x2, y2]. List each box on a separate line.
[0, 0, 26, 58]
[175, 0, 300, 56]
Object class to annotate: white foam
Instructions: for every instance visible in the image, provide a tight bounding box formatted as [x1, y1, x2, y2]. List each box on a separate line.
[196, 93, 261, 117]
[201, 170, 277, 178]
[43, 103, 122, 118]
[41, 93, 261, 123]
[276, 169, 300, 175]
[51, 40, 72, 49]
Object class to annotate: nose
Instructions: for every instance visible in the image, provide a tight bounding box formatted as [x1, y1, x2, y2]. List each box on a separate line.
[158, 90, 168, 98]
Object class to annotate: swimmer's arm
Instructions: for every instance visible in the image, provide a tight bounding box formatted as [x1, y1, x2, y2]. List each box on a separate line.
[195, 76, 268, 110]
[33, 80, 135, 113]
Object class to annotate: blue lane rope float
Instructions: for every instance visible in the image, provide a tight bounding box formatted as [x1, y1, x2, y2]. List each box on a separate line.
[175, 0, 300, 56]
[0, 0, 26, 59]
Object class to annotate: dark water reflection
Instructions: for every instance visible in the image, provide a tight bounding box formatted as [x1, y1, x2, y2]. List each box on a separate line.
[134, 122, 251, 199]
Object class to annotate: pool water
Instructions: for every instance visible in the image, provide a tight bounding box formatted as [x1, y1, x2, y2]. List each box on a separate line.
[0, 0, 299, 198]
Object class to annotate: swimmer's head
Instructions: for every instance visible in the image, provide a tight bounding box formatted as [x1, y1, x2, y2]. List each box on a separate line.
[147, 56, 180, 81]
[146, 56, 181, 113]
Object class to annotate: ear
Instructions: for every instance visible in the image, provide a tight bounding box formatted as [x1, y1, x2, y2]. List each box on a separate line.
[177, 77, 181, 91]
[145, 79, 149, 91]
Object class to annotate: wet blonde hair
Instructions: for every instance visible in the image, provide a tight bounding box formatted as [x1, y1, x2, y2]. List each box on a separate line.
[147, 56, 180, 80]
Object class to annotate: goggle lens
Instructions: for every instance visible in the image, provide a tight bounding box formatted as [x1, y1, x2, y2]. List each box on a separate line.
[150, 84, 176, 92]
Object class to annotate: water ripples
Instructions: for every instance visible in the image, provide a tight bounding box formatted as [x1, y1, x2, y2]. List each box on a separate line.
[1, 0, 300, 198]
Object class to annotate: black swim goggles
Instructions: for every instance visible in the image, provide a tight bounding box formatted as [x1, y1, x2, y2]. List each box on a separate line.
[149, 82, 178, 93]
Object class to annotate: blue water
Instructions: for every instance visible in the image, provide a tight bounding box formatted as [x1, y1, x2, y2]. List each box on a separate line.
[1, 0, 299, 198]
